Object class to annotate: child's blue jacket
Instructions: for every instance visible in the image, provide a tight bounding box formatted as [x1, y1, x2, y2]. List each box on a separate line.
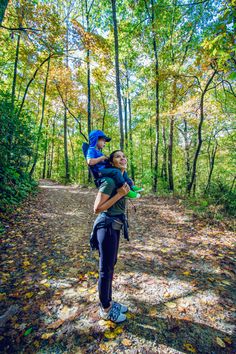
[86, 130, 110, 173]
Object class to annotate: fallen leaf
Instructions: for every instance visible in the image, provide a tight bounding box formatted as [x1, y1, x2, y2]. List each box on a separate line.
[23, 260, 30, 267]
[122, 338, 132, 346]
[114, 327, 123, 335]
[183, 343, 196, 353]
[47, 319, 64, 329]
[223, 336, 232, 344]
[23, 328, 33, 336]
[216, 337, 226, 348]
[104, 330, 117, 339]
[165, 302, 177, 309]
[41, 332, 54, 339]
[149, 308, 157, 316]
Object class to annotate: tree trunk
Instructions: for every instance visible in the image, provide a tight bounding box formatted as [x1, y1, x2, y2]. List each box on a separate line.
[42, 131, 48, 179]
[12, 33, 20, 107]
[161, 125, 168, 181]
[151, 0, 160, 193]
[123, 96, 128, 151]
[111, 0, 124, 150]
[0, 0, 9, 25]
[64, 109, 70, 183]
[168, 79, 177, 192]
[205, 141, 218, 193]
[183, 119, 191, 192]
[68, 129, 76, 180]
[86, 0, 91, 135]
[48, 119, 56, 178]
[56, 141, 60, 176]
[98, 85, 106, 131]
[128, 98, 135, 181]
[187, 70, 217, 194]
[150, 115, 153, 176]
[30, 57, 50, 177]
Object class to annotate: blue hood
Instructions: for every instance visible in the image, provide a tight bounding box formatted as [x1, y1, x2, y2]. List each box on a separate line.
[89, 130, 111, 148]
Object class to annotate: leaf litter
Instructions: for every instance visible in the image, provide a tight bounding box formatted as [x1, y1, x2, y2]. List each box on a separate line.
[0, 179, 235, 353]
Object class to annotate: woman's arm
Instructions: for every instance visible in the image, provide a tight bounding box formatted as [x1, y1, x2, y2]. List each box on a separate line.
[94, 184, 130, 214]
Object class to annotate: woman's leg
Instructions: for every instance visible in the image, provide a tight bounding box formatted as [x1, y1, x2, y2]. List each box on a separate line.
[108, 229, 120, 304]
[97, 227, 120, 309]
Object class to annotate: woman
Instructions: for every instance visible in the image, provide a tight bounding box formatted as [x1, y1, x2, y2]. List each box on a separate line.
[90, 150, 131, 323]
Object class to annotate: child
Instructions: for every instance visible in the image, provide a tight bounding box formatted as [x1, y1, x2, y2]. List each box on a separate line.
[86, 130, 142, 199]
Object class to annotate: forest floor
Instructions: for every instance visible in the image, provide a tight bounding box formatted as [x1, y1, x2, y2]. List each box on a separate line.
[0, 179, 235, 354]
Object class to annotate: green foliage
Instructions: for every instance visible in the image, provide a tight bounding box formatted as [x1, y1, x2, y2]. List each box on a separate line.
[207, 180, 236, 217]
[0, 91, 37, 212]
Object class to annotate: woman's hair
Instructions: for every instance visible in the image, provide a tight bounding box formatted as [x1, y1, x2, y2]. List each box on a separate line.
[109, 150, 123, 164]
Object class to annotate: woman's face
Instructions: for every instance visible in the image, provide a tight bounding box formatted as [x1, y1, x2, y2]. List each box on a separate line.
[111, 151, 127, 170]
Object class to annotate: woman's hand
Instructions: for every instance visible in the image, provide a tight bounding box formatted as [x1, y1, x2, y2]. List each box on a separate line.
[117, 183, 130, 197]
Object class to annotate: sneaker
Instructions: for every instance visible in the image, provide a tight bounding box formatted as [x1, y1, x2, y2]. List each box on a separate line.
[131, 185, 144, 192]
[111, 301, 128, 313]
[99, 303, 127, 323]
[126, 190, 141, 199]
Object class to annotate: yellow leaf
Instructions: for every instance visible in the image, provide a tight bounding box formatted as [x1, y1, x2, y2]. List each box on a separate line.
[23, 261, 30, 266]
[149, 308, 157, 316]
[126, 312, 135, 319]
[114, 327, 123, 335]
[122, 338, 132, 346]
[104, 330, 117, 339]
[182, 271, 191, 276]
[41, 332, 54, 339]
[41, 263, 47, 269]
[88, 288, 96, 294]
[216, 337, 226, 348]
[77, 287, 87, 292]
[0, 293, 7, 300]
[223, 336, 232, 344]
[42, 283, 50, 288]
[222, 280, 231, 286]
[99, 343, 108, 350]
[25, 292, 34, 298]
[183, 343, 196, 353]
[165, 302, 176, 309]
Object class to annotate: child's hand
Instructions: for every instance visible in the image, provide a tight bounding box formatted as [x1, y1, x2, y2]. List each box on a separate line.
[117, 183, 130, 196]
[101, 155, 108, 161]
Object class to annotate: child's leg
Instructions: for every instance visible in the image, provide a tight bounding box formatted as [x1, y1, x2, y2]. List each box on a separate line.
[99, 168, 126, 188]
[123, 171, 134, 188]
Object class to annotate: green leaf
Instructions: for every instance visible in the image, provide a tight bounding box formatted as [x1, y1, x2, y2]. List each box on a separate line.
[23, 328, 33, 336]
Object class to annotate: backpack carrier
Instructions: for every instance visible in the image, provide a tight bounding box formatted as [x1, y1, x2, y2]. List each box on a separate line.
[82, 142, 102, 188]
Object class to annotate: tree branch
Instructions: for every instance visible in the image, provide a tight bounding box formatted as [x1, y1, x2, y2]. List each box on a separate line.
[0, 24, 40, 32]
[55, 83, 88, 141]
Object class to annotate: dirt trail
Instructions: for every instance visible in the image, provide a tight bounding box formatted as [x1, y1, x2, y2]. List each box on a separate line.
[0, 179, 235, 353]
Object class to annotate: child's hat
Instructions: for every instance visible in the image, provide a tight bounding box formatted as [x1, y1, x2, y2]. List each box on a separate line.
[90, 130, 111, 142]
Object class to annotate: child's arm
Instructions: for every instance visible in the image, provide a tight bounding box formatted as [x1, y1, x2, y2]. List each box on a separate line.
[87, 156, 107, 166]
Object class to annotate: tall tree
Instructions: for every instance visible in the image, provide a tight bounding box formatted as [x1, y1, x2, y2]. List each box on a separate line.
[111, 0, 124, 150]
[144, 0, 160, 192]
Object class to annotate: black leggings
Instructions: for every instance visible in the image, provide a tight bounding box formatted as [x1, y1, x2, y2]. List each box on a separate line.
[97, 226, 120, 308]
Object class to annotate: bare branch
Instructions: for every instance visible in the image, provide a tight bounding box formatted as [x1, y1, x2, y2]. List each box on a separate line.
[55, 83, 88, 141]
[0, 24, 41, 32]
